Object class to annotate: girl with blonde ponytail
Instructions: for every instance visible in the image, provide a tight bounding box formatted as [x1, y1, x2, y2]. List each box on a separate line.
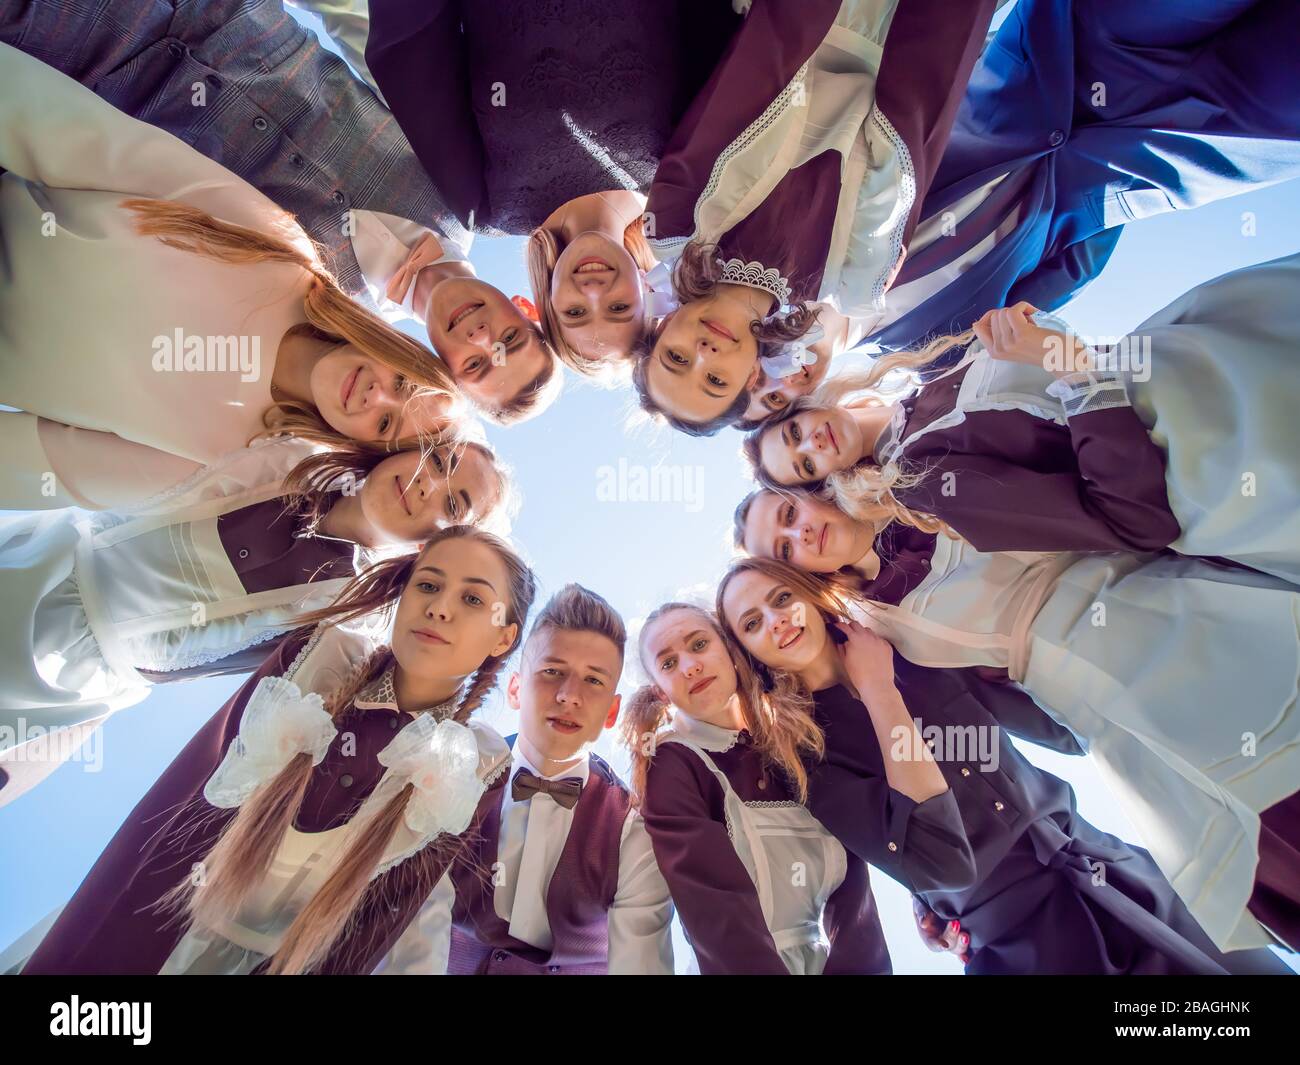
[0, 46, 459, 512]
[625, 601, 890, 975]
[22, 525, 539, 975]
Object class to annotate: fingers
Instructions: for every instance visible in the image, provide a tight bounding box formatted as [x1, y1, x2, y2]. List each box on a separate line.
[1009, 300, 1038, 318]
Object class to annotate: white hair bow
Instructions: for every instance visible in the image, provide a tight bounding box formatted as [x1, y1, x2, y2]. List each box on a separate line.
[376, 715, 486, 839]
[642, 259, 680, 319]
[760, 323, 825, 380]
[204, 676, 337, 809]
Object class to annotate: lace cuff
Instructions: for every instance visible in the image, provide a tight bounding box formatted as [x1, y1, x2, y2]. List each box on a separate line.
[1045, 367, 1132, 418]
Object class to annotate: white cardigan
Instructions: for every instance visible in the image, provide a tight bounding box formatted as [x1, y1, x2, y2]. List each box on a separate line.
[0, 44, 467, 513]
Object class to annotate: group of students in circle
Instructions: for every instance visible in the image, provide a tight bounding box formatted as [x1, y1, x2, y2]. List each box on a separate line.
[1, 0, 1299, 973]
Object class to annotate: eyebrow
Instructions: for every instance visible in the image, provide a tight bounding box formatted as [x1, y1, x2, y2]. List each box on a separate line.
[654, 629, 707, 661]
[540, 655, 614, 679]
[415, 565, 497, 592]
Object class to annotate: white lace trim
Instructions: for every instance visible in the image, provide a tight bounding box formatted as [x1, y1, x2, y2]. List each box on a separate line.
[1045, 368, 1132, 417]
[140, 625, 285, 673]
[868, 105, 916, 311]
[650, 59, 813, 256]
[283, 623, 328, 683]
[717, 257, 792, 306]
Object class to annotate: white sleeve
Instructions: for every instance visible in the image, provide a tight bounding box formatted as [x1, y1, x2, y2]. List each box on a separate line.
[0, 412, 202, 511]
[287, 0, 384, 102]
[0, 43, 311, 247]
[606, 810, 675, 975]
[373, 869, 456, 975]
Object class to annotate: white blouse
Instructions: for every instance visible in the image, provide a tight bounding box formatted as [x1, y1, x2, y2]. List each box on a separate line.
[0, 44, 459, 513]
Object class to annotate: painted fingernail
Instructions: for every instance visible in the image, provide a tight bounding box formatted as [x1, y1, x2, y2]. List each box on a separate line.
[960, 933, 969, 947]
[949, 920, 960, 933]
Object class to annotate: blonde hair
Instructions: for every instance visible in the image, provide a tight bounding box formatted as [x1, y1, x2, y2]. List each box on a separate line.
[527, 215, 656, 380]
[123, 198, 458, 449]
[742, 330, 974, 534]
[624, 602, 824, 804]
[167, 526, 537, 974]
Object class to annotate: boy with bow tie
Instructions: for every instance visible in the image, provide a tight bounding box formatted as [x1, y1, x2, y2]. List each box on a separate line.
[380, 584, 675, 974]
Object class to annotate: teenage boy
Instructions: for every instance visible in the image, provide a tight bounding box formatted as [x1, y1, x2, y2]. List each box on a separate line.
[380, 583, 675, 974]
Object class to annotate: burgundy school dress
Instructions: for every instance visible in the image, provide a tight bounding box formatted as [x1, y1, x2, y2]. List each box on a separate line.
[805, 662, 1292, 974]
[646, 0, 995, 305]
[446, 751, 632, 975]
[640, 730, 892, 975]
[365, 0, 740, 234]
[22, 629, 486, 975]
[880, 355, 1184, 554]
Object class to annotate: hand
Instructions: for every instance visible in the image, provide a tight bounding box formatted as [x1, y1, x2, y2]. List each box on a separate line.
[385, 232, 445, 306]
[912, 897, 972, 964]
[972, 301, 1088, 376]
[832, 619, 896, 698]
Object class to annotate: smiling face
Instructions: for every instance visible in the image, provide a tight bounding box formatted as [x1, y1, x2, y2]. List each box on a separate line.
[551, 233, 645, 363]
[639, 608, 738, 721]
[721, 569, 830, 675]
[309, 344, 446, 444]
[390, 536, 519, 683]
[425, 276, 551, 411]
[358, 444, 503, 545]
[643, 295, 764, 425]
[758, 407, 863, 486]
[508, 625, 625, 764]
[743, 356, 832, 424]
[741, 490, 875, 573]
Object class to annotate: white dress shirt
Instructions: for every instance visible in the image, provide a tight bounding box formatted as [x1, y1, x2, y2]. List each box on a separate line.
[379, 745, 675, 975]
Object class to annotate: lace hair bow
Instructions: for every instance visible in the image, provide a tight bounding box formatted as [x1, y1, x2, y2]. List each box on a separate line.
[204, 676, 337, 809]
[642, 259, 680, 319]
[760, 322, 825, 380]
[369, 715, 487, 844]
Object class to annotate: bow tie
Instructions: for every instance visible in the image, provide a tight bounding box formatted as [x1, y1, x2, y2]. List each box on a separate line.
[511, 768, 584, 810]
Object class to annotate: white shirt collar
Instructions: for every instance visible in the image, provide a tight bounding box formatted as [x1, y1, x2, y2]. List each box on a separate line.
[353, 665, 460, 720]
[668, 710, 744, 753]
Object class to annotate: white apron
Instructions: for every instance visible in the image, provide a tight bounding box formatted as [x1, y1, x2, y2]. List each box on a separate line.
[159, 625, 511, 974]
[662, 734, 847, 974]
[648, 0, 909, 318]
[0, 439, 359, 805]
[857, 533, 1300, 952]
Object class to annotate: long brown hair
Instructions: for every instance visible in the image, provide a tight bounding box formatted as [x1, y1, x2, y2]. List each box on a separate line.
[740, 331, 974, 534]
[623, 602, 824, 804]
[171, 525, 537, 974]
[630, 241, 821, 436]
[123, 198, 459, 449]
[281, 438, 516, 537]
[527, 215, 656, 379]
[715, 558, 869, 781]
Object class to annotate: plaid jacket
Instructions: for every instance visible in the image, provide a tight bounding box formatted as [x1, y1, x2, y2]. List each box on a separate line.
[1, 0, 466, 294]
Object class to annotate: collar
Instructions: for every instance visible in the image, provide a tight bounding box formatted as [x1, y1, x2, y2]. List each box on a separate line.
[669, 710, 747, 753]
[353, 664, 461, 721]
[510, 741, 592, 792]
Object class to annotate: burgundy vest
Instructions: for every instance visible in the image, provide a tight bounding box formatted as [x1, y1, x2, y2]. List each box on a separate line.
[447, 751, 630, 975]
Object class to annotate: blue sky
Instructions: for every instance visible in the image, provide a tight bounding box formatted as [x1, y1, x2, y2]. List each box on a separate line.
[3, 6, 1298, 975]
